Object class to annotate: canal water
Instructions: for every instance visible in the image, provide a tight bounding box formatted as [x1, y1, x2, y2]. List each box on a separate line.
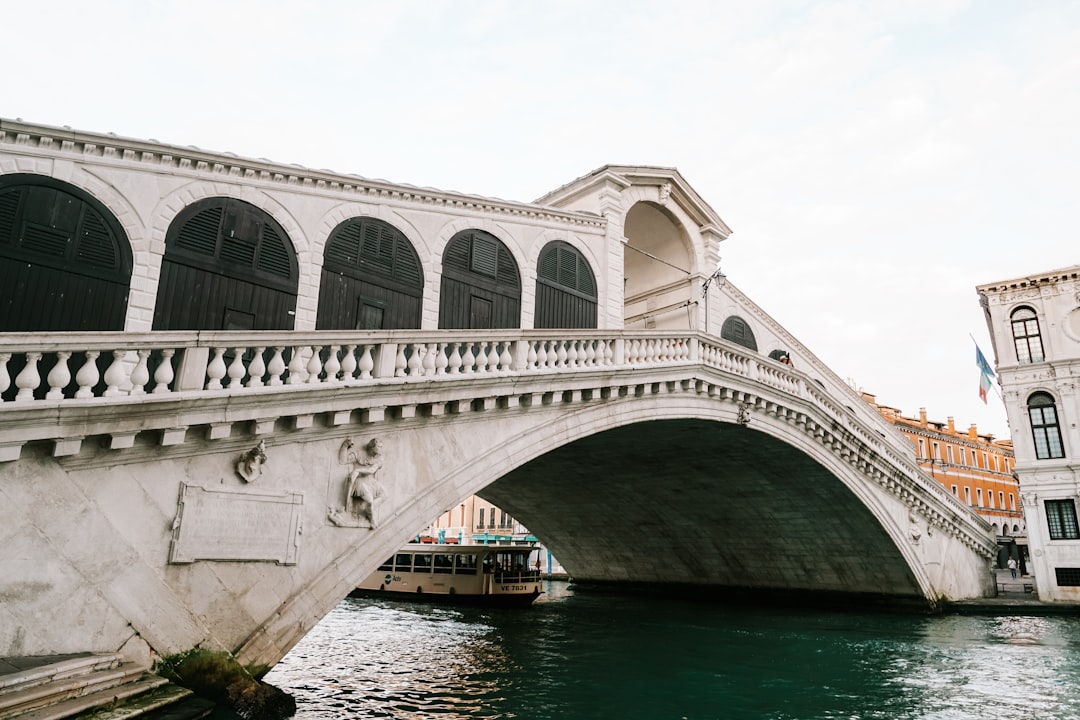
[263, 580, 1080, 719]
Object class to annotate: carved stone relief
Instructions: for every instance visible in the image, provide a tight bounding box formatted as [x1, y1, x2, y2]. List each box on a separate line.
[236, 440, 267, 483]
[327, 437, 385, 529]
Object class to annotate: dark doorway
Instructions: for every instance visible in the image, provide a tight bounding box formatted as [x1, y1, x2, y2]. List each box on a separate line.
[153, 197, 298, 330]
[534, 240, 597, 329]
[0, 174, 131, 332]
[439, 229, 520, 329]
[316, 217, 423, 330]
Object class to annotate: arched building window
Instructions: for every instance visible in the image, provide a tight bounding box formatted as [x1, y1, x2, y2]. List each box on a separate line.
[721, 316, 757, 351]
[439, 229, 520, 329]
[1028, 392, 1065, 460]
[153, 198, 298, 330]
[317, 217, 423, 330]
[534, 241, 597, 329]
[1011, 307, 1045, 364]
[0, 174, 131, 331]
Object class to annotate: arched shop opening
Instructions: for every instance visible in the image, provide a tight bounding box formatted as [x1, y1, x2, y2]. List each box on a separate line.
[438, 229, 521, 329]
[153, 197, 298, 330]
[316, 216, 424, 330]
[534, 240, 597, 329]
[0, 174, 131, 332]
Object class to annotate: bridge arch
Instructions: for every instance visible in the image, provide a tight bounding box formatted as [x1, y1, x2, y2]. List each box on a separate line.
[238, 382, 982, 665]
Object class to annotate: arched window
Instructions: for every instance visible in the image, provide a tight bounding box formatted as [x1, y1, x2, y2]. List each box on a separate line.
[1011, 307, 1045, 364]
[317, 217, 423, 330]
[154, 198, 298, 330]
[721, 316, 757, 351]
[1028, 392, 1065, 460]
[439, 229, 520, 329]
[0, 174, 131, 331]
[534, 241, 597, 329]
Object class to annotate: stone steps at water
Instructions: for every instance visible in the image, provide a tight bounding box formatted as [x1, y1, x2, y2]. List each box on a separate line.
[0, 653, 199, 720]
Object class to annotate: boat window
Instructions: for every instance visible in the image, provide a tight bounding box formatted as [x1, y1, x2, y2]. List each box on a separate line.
[394, 553, 412, 572]
[413, 554, 433, 573]
[377, 557, 393, 572]
[434, 554, 454, 574]
[455, 554, 478, 575]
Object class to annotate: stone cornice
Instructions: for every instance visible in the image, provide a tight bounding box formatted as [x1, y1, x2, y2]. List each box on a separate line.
[977, 266, 1080, 294]
[0, 118, 606, 232]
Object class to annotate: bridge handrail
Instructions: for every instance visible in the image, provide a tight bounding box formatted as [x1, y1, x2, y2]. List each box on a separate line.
[0, 330, 698, 402]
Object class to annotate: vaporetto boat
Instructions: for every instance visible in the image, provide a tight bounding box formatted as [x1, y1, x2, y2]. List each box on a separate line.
[353, 542, 544, 605]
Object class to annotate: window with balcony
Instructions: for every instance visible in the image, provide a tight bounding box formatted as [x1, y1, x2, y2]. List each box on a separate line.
[1011, 307, 1045, 363]
[1046, 499, 1080, 540]
[1028, 392, 1065, 459]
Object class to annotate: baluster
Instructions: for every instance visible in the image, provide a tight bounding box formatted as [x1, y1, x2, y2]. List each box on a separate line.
[424, 343, 438, 376]
[584, 340, 596, 367]
[603, 339, 614, 366]
[15, 352, 42, 402]
[247, 347, 267, 388]
[556, 340, 568, 368]
[407, 344, 423, 376]
[324, 346, 341, 383]
[74, 351, 100, 399]
[447, 343, 463, 374]
[461, 343, 476, 374]
[267, 347, 286, 386]
[306, 346, 324, 384]
[153, 349, 175, 394]
[46, 351, 72, 400]
[499, 342, 512, 372]
[395, 345, 408, 377]
[645, 339, 657, 365]
[206, 348, 228, 390]
[527, 341, 538, 370]
[340, 345, 357, 382]
[533, 341, 546, 369]
[227, 348, 247, 388]
[103, 350, 127, 397]
[358, 345, 374, 380]
[287, 346, 306, 384]
[487, 342, 501, 373]
[626, 339, 638, 364]
[566, 340, 578, 368]
[435, 343, 448, 375]
[130, 349, 150, 395]
[473, 342, 487, 374]
[0, 352, 10, 401]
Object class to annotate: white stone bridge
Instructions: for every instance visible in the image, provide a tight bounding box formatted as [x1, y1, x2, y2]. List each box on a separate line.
[0, 118, 996, 670]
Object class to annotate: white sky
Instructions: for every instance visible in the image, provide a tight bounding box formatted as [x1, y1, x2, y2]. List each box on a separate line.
[6, 0, 1079, 439]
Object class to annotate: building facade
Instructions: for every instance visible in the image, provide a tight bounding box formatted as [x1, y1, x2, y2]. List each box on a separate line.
[977, 266, 1080, 602]
[862, 394, 1022, 572]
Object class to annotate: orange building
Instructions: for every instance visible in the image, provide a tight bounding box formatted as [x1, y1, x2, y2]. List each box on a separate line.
[861, 393, 1025, 570]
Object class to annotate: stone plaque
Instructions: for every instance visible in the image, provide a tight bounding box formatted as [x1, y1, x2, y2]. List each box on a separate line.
[169, 483, 303, 565]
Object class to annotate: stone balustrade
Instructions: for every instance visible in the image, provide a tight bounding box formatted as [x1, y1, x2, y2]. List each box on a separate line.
[0, 331, 704, 403]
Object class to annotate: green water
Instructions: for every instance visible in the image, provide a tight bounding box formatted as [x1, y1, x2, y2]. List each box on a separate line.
[264, 581, 1080, 719]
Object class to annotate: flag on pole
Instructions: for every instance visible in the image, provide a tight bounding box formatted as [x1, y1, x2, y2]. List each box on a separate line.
[976, 343, 995, 404]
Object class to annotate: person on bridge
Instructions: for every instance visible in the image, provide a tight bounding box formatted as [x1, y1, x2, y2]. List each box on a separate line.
[1008, 556, 1018, 579]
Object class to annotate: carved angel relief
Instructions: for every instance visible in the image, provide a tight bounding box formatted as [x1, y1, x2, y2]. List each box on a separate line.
[328, 437, 385, 529]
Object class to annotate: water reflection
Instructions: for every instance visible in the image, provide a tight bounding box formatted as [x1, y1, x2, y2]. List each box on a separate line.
[264, 581, 1080, 719]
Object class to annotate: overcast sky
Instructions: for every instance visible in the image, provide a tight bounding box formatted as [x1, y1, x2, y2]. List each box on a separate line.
[6, 0, 1078, 439]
